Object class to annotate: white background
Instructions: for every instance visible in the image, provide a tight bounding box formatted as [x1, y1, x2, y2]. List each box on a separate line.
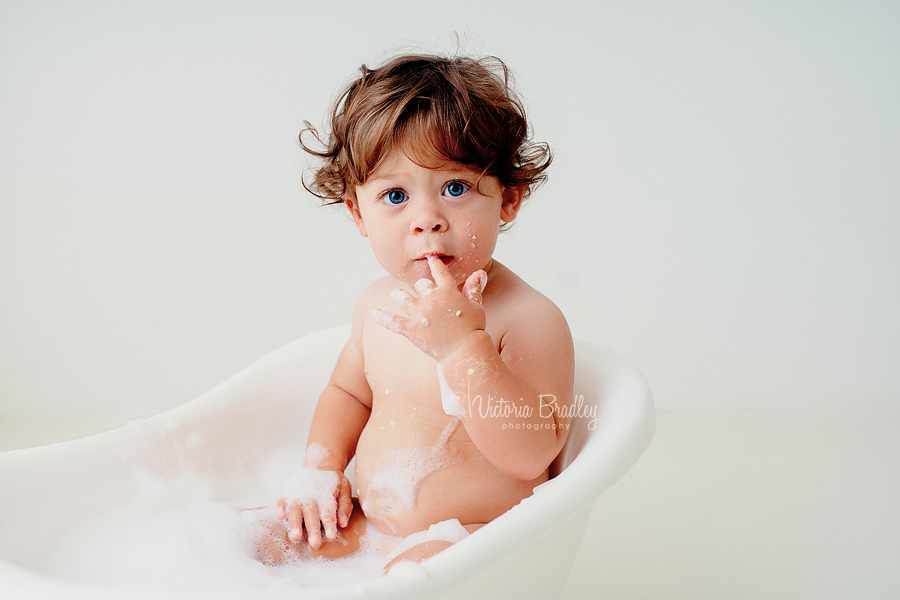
[1, 1, 899, 597]
[2, 0, 898, 419]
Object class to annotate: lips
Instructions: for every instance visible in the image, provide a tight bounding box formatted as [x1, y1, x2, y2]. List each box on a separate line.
[416, 253, 454, 265]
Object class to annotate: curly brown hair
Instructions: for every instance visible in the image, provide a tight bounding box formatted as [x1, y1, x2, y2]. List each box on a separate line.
[299, 54, 551, 210]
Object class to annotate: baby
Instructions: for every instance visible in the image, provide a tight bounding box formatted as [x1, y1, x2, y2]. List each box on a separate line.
[263, 54, 574, 571]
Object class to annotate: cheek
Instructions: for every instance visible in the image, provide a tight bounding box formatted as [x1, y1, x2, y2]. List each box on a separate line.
[365, 229, 404, 270]
[460, 220, 500, 263]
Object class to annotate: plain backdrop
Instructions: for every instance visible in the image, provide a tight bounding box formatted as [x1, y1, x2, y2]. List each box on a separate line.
[2, 0, 898, 422]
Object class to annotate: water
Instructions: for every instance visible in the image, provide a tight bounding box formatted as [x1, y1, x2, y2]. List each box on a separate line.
[38, 450, 397, 592]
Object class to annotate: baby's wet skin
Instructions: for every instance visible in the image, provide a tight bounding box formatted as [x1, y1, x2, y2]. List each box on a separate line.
[273, 162, 573, 567]
[270, 256, 571, 566]
[352, 257, 553, 538]
[354, 396, 543, 538]
[348, 150, 520, 294]
[254, 500, 366, 564]
[372, 255, 489, 363]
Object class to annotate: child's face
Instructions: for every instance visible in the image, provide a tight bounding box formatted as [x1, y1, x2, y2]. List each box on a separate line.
[348, 149, 521, 287]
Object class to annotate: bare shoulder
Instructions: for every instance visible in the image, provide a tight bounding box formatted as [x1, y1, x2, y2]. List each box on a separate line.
[484, 262, 574, 362]
[351, 276, 397, 320]
[340, 277, 395, 357]
[484, 262, 570, 330]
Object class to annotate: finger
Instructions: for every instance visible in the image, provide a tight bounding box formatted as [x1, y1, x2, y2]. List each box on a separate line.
[414, 277, 437, 296]
[288, 503, 303, 542]
[320, 500, 338, 541]
[303, 501, 323, 549]
[390, 288, 418, 314]
[371, 309, 411, 336]
[276, 499, 287, 520]
[463, 270, 488, 304]
[337, 480, 353, 528]
[427, 255, 456, 288]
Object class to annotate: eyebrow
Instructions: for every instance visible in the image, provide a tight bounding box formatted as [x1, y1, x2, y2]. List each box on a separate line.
[365, 173, 399, 183]
[367, 167, 477, 184]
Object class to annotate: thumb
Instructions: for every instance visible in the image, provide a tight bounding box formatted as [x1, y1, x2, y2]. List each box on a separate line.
[463, 270, 488, 304]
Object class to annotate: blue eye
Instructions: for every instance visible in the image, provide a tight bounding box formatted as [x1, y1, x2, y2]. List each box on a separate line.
[385, 190, 406, 205]
[444, 181, 468, 197]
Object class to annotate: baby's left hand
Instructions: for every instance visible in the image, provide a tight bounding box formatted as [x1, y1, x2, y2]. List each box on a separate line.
[373, 255, 487, 362]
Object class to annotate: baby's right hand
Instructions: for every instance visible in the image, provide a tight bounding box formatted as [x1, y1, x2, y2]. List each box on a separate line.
[276, 467, 353, 549]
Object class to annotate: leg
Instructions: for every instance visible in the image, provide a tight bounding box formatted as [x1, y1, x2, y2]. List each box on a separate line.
[308, 501, 367, 559]
[382, 522, 484, 573]
[248, 498, 368, 565]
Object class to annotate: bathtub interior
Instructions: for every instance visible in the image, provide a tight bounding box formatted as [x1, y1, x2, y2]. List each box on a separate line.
[0, 324, 655, 599]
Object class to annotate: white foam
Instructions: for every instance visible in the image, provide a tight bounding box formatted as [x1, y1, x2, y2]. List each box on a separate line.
[390, 288, 410, 306]
[371, 309, 402, 334]
[242, 507, 402, 587]
[40, 467, 282, 591]
[364, 418, 461, 514]
[473, 271, 487, 294]
[414, 278, 435, 295]
[38, 450, 398, 591]
[302, 442, 330, 468]
[278, 468, 341, 515]
[33, 396, 464, 592]
[383, 518, 470, 565]
[437, 363, 467, 419]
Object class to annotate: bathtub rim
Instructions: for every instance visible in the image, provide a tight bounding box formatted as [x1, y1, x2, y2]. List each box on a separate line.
[0, 324, 655, 599]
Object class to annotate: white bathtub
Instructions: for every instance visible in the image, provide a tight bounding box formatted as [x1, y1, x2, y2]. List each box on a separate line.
[0, 325, 654, 599]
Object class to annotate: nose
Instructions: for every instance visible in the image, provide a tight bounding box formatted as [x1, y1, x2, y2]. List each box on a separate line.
[410, 199, 449, 234]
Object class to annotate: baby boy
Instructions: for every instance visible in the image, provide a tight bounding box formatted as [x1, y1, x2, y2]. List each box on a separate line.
[265, 53, 574, 571]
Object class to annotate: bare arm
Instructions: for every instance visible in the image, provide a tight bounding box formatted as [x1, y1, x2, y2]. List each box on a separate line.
[306, 335, 372, 471]
[278, 294, 373, 548]
[439, 319, 573, 480]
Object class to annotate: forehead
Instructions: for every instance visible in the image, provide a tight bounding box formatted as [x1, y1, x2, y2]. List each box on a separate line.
[365, 149, 480, 182]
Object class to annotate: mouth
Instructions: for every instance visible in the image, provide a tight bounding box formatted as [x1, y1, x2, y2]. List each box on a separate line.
[416, 253, 454, 266]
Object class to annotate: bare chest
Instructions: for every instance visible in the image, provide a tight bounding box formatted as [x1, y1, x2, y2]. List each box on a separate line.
[361, 322, 441, 409]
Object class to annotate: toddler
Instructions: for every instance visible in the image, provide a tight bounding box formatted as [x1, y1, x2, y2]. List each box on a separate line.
[261, 53, 574, 572]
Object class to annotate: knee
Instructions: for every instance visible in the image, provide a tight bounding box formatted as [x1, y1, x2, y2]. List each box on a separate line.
[307, 504, 367, 559]
[382, 539, 454, 573]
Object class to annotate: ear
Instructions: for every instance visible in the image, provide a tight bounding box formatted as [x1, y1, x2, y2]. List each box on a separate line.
[345, 198, 368, 237]
[500, 185, 525, 223]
